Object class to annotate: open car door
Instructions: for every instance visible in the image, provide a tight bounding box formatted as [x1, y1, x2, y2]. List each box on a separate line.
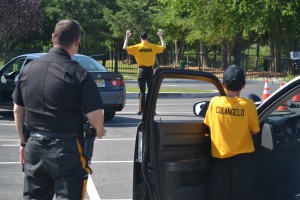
[132, 68, 226, 200]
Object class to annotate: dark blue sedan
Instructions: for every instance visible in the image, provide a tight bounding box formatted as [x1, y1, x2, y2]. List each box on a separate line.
[0, 53, 126, 120]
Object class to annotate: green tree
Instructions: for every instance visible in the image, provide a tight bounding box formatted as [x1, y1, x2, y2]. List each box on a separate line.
[0, 0, 44, 55]
[40, 0, 111, 53]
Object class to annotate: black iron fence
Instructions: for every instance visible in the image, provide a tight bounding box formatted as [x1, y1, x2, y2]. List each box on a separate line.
[102, 51, 292, 79]
[0, 49, 293, 79]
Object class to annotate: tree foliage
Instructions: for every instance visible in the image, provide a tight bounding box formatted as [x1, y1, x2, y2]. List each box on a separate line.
[1, 0, 300, 70]
[103, 0, 157, 43]
[0, 0, 44, 50]
[40, 0, 111, 52]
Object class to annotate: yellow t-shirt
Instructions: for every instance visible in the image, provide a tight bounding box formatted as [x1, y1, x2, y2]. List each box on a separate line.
[127, 41, 164, 67]
[204, 96, 260, 158]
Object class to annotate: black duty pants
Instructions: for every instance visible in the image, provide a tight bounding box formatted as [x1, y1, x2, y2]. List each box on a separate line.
[211, 153, 257, 200]
[137, 66, 153, 113]
[23, 134, 90, 200]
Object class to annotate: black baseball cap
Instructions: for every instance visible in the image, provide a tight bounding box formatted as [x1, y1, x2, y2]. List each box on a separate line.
[223, 65, 245, 89]
[140, 32, 148, 40]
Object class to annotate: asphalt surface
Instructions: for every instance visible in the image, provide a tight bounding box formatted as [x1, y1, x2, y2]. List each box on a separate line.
[0, 79, 281, 200]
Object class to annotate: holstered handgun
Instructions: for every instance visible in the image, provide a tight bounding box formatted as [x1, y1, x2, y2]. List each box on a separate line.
[83, 120, 96, 164]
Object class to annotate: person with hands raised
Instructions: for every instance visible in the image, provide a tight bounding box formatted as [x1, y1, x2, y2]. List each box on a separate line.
[123, 29, 166, 115]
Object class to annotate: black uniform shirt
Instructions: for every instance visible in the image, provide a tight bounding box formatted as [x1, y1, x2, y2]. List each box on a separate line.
[12, 48, 103, 134]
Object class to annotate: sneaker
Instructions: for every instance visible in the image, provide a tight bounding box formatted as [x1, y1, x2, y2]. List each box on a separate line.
[137, 111, 143, 115]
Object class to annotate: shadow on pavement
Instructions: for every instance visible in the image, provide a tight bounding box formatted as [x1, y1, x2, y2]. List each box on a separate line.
[104, 115, 141, 127]
[0, 110, 14, 121]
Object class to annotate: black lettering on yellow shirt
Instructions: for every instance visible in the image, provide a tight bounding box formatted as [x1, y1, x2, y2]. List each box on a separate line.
[139, 48, 153, 52]
[216, 106, 244, 116]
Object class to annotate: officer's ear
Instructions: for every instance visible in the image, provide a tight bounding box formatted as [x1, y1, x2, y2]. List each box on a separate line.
[75, 37, 80, 48]
[51, 33, 55, 44]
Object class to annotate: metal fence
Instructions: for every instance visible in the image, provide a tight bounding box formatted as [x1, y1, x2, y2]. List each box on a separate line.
[0, 49, 292, 79]
[102, 51, 291, 79]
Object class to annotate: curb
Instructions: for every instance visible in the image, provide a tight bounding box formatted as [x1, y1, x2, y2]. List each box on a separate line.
[126, 91, 219, 99]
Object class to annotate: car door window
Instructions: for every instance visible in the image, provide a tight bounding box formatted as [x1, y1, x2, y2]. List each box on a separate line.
[24, 58, 34, 66]
[3, 58, 25, 74]
[1, 58, 25, 83]
[155, 78, 221, 121]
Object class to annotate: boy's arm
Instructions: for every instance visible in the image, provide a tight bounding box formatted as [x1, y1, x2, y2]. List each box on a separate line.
[251, 131, 260, 135]
[157, 29, 166, 49]
[250, 102, 260, 135]
[199, 122, 210, 135]
[123, 30, 131, 50]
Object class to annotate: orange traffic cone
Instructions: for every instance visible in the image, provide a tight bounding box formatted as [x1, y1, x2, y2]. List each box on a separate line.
[262, 78, 271, 101]
[277, 82, 289, 111]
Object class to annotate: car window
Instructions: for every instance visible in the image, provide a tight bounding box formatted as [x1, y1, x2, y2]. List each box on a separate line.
[154, 78, 221, 121]
[24, 59, 34, 66]
[256, 84, 300, 199]
[262, 94, 300, 144]
[72, 56, 107, 72]
[2, 58, 25, 75]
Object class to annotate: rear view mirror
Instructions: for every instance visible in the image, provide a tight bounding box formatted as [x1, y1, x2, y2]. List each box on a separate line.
[193, 101, 210, 117]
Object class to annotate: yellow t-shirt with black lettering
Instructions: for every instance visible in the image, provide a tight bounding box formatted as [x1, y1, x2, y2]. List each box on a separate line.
[204, 96, 260, 158]
[127, 41, 164, 67]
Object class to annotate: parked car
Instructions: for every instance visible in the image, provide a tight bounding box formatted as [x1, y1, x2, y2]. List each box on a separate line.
[0, 53, 126, 121]
[132, 68, 300, 200]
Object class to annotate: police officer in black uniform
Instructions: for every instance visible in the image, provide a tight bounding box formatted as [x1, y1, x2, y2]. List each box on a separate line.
[12, 19, 106, 200]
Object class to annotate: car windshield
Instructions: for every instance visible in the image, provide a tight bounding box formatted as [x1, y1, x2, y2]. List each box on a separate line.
[268, 95, 300, 117]
[72, 56, 107, 72]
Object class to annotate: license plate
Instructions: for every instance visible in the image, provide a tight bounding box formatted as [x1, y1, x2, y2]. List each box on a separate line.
[95, 79, 105, 87]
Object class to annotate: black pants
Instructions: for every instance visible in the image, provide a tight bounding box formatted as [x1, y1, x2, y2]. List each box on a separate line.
[23, 135, 90, 200]
[211, 153, 256, 200]
[137, 66, 153, 113]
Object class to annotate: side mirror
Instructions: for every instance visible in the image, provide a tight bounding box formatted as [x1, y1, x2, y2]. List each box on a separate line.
[193, 101, 210, 117]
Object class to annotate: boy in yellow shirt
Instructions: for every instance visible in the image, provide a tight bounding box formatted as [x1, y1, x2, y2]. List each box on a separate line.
[204, 65, 260, 200]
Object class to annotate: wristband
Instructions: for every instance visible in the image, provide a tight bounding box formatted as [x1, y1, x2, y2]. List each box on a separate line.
[20, 141, 26, 147]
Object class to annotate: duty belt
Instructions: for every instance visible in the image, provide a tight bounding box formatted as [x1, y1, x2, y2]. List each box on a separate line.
[30, 131, 77, 139]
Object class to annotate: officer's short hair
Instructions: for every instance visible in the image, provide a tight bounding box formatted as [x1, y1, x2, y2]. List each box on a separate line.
[53, 19, 81, 49]
[140, 32, 148, 40]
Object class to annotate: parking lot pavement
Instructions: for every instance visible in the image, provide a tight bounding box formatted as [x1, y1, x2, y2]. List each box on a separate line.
[0, 104, 140, 200]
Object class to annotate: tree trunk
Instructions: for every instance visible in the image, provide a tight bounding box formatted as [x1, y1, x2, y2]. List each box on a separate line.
[200, 41, 210, 67]
[284, 26, 295, 74]
[269, 31, 275, 72]
[174, 39, 183, 67]
[221, 42, 228, 69]
[275, 20, 282, 73]
[114, 40, 119, 73]
[255, 42, 260, 70]
[233, 35, 241, 67]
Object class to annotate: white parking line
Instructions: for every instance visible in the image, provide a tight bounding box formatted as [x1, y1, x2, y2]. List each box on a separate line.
[0, 123, 14, 126]
[87, 174, 101, 200]
[0, 139, 19, 141]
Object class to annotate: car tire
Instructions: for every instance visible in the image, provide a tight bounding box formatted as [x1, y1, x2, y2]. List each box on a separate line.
[104, 111, 116, 121]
